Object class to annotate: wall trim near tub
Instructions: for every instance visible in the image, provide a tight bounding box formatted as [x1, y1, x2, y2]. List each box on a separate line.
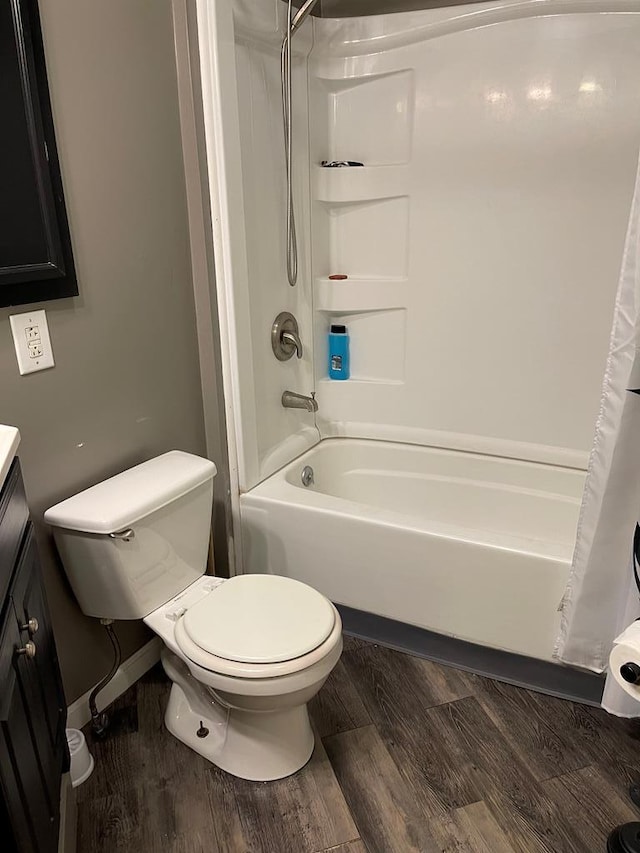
[338, 605, 605, 706]
[171, 0, 233, 577]
[66, 638, 162, 731]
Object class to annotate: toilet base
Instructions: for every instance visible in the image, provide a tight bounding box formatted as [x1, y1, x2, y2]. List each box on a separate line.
[164, 681, 315, 782]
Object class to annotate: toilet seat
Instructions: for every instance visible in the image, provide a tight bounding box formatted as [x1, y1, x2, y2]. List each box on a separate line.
[174, 574, 340, 678]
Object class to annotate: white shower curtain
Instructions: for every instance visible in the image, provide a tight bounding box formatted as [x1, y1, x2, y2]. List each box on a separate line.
[555, 146, 640, 715]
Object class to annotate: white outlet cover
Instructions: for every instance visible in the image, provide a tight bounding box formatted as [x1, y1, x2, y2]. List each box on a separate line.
[9, 309, 55, 375]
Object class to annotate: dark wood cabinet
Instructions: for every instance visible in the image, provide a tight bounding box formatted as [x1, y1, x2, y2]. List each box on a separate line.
[0, 0, 77, 308]
[0, 460, 68, 853]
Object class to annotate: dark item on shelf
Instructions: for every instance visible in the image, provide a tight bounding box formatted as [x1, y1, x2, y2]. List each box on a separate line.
[328, 274, 348, 280]
[321, 160, 364, 167]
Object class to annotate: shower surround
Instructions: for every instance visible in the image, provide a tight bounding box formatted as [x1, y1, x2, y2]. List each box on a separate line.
[195, 0, 640, 664]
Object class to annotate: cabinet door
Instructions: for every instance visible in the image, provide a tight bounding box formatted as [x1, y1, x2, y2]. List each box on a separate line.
[0, 609, 57, 852]
[0, 525, 67, 853]
[11, 527, 66, 766]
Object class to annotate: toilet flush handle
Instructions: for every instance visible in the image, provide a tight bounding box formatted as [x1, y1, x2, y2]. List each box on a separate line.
[109, 528, 135, 541]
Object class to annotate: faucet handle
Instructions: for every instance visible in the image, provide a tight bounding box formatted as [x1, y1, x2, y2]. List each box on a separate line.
[281, 330, 303, 359]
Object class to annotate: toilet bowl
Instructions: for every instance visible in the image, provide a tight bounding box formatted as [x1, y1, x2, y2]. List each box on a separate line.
[44, 451, 342, 781]
[145, 574, 343, 780]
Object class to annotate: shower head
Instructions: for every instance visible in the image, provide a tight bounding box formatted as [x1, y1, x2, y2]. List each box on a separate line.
[290, 0, 320, 36]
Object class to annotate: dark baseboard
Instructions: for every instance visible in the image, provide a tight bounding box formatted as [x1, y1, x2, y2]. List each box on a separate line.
[337, 604, 605, 707]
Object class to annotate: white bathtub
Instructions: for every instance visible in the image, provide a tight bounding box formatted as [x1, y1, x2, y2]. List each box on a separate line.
[240, 439, 586, 662]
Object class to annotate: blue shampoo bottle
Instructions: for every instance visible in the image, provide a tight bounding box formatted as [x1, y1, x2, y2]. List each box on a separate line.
[328, 324, 350, 380]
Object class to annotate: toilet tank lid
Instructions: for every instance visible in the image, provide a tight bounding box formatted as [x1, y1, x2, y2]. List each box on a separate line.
[44, 451, 217, 534]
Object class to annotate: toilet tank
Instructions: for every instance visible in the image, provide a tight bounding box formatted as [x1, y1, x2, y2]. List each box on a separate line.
[44, 451, 217, 620]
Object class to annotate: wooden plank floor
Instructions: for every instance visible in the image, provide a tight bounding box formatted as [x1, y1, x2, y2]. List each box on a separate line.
[76, 637, 640, 852]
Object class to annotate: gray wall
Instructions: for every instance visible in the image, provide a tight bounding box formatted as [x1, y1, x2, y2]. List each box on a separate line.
[0, 0, 208, 702]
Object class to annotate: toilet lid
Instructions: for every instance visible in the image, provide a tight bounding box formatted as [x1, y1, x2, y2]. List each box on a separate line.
[181, 575, 336, 664]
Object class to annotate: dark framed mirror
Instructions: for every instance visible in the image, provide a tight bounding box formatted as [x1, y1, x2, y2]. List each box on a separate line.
[0, 0, 77, 308]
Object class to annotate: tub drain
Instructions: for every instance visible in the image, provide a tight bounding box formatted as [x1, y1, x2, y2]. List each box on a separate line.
[301, 466, 314, 487]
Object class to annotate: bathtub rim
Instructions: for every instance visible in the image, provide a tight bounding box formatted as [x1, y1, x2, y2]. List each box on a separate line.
[243, 436, 585, 561]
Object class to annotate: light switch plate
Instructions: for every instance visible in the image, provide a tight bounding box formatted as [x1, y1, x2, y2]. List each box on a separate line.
[9, 309, 55, 375]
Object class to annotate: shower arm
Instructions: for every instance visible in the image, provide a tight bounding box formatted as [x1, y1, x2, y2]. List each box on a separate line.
[290, 0, 320, 35]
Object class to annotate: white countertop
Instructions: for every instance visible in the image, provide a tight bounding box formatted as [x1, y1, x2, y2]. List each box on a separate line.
[0, 426, 21, 491]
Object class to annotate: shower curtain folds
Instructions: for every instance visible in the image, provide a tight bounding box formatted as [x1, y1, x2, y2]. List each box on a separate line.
[555, 144, 640, 716]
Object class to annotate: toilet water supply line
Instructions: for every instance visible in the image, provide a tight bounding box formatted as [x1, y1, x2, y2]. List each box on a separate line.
[88, 619, 122, 738]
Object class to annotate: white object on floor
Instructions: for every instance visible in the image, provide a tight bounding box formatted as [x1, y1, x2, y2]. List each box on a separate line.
[66, 729, 94, 788]
[608, 621, 640, 701]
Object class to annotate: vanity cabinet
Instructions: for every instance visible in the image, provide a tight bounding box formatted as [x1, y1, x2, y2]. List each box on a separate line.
[0, 459, 68, 853]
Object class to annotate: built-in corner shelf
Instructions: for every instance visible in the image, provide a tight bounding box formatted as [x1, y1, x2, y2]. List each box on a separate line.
[314, 277, 408, 312]
[317, 377, 404, 388]
[314, 164, 410, 203]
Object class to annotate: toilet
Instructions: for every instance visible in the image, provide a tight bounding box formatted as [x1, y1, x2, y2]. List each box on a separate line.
[44, 450, 342, 781]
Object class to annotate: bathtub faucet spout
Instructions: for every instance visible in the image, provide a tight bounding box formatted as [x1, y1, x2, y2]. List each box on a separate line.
[282, 390, 318, 413]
